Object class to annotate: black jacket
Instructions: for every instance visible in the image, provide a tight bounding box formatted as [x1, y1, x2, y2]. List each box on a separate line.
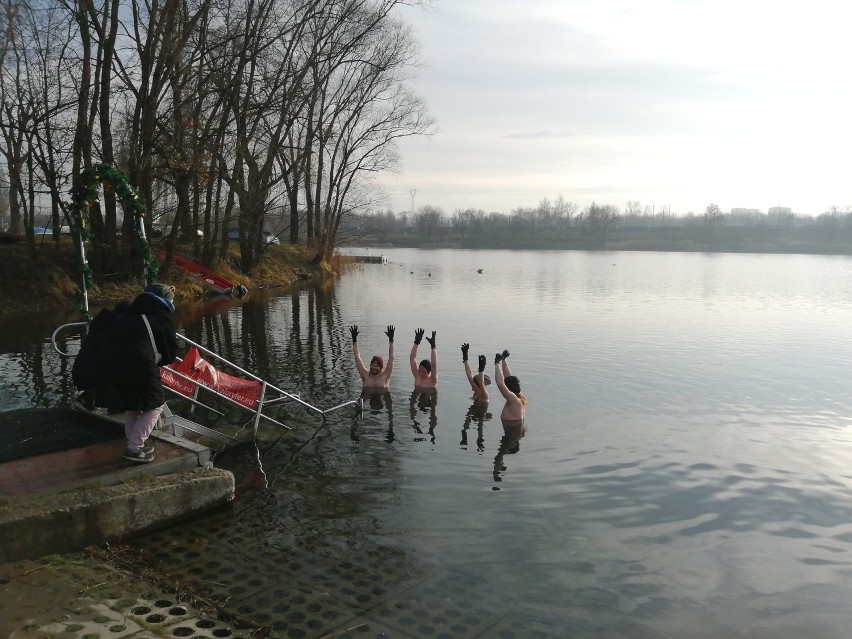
[95, 292, 178, 412]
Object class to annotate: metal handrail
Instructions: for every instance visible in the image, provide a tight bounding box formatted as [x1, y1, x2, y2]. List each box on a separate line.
[174, 334, 358, 418]
[51, 321, 89, 356]
[50, 322, 358, 423]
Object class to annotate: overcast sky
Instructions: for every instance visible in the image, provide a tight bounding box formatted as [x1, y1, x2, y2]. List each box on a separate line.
[378, 0, 852, 217]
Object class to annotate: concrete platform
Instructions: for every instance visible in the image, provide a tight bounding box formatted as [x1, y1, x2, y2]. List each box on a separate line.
[0, 408, 235, 563]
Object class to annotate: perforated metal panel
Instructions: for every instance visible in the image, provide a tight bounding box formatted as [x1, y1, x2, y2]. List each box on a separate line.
[0, 408, 123, 462]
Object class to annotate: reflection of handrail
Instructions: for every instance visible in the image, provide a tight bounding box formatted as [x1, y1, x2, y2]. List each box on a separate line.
[50, 321, 89, 356]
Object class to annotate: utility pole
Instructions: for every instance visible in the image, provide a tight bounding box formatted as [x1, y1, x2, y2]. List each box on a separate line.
[409, 189, 417, 216]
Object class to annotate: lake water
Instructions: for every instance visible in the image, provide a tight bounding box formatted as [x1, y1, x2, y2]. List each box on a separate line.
[5, 248, 852, 638]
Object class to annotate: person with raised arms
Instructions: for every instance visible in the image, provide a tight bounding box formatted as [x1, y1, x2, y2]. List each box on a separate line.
[460, 343, 492, 451]
[492, 349, 527, 482]
[494, 349, 526, 424]
[410, 328, 438, 390]
[349, 324, 395, 389]
[462, 343, 490, 404]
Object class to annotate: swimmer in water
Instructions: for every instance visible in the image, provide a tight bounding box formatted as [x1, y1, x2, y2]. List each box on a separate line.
[494, 349, 526, 423]
[410, 328, 437, 390]
[349, 324, 395, 389]
[461, 343, 490, 403]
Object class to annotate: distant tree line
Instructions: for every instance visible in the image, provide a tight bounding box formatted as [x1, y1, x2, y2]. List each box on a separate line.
[346, 198, 852, 254]
[0, 0, 433, 278]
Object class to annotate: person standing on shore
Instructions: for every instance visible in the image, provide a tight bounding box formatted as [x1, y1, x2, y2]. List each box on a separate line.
[350, 324, 395, 389]
[96, 283, 179, 463]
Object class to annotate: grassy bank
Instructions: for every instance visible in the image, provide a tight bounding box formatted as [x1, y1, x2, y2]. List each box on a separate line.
[0, 239, 332, 317]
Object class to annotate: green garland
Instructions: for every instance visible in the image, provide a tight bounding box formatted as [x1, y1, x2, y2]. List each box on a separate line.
[69, 163, 160, 319]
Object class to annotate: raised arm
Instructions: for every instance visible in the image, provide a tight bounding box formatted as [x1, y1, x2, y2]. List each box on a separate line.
[410, 328, 424, 377]
[426, 331, 438, 382]
[384, 325, 395, 380]
[501, 349, 512, 377]
[495, 352, 517, 402]
[476, 354, 489, 400]
[350, 325, 367, 380]
[462, 343, 475, 387]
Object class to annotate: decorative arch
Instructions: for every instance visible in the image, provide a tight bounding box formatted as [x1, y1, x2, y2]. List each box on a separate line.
[69, 163, 159, 318]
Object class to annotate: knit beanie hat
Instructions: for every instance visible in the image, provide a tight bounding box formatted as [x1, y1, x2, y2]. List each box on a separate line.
[145, 283, 175, 302]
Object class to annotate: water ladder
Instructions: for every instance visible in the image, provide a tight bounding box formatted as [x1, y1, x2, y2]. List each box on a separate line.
[51, 321, 361, 447]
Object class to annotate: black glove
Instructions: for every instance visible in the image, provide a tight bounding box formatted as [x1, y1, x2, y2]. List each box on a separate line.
[349, 325, 359, 343]
[461, 343, 469, 362]
[495, 352, 503, 364]
[426, 331, 436, 349]
[478, 354, 486, 373]
[502, 349, 510, 360]
[385, 325, 395, 342]
[414, 328, 424, 344]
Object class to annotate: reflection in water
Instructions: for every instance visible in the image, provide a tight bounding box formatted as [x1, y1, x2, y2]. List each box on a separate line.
[176, 280, 357, 427]
[493, 418, 527, 485]
[409, 390, 437, 443]
[0, 309, 82, 410]
[10, 250, 852, 637]
[460, 401, 492, 451]
[356, 389, 395, 443]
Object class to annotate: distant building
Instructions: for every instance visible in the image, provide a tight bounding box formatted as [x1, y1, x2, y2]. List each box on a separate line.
[768, 206, 792, 217]
[730, 208, 761, 216]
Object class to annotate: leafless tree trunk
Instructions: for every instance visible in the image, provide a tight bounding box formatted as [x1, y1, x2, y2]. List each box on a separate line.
[212, 0, 315, 271]
[1, 0, 433, 278]
[304, 2, 435, 263]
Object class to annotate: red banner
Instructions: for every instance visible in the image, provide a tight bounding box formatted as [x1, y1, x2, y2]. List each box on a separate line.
[161, 347, 262, 410]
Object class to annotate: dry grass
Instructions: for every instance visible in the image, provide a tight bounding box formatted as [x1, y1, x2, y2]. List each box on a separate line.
[0, 239, 329, 317]
[0, 240, 81, 314]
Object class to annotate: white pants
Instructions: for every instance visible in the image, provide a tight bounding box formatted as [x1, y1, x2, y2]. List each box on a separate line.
[123, 405, 164, 450]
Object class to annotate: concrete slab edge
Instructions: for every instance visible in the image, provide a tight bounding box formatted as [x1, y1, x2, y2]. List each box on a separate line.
[0, 467, 235, 563]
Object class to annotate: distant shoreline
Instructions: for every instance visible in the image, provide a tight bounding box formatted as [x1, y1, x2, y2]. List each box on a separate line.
[347, 233, 852, 258]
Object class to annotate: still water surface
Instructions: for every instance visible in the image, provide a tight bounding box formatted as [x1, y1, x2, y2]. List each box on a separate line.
[5, 248, 852, 637]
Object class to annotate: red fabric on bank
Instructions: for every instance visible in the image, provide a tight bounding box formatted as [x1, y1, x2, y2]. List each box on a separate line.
[161, 346, 262, 409]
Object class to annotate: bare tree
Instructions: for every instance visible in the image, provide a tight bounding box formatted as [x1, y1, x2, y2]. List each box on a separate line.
[584, 202, 621, 243]
[209, 0, 318, 270]
[301, 1, 434, 263]
[0, 1, 77, 249]
[0, 0, 434, 280]
[703, 202, 724, 226]
[415, 205, 442, 242]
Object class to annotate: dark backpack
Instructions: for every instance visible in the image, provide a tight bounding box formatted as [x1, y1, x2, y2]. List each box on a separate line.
[71, 304, 126, 390]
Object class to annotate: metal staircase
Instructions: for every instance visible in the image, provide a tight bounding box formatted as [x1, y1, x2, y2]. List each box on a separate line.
[52, 322, 360, 447]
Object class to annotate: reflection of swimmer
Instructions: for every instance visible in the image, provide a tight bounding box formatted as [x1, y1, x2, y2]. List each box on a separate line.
[493, 419, 527, 482]
[494, 350, 526, 422]
[362, 389, 392, 412]
[350, 324, 394, 389]
[353, 390, 395, 443]
[409, 390, 437, 442]
[410, 328, 438, 390]
[460, 343, 492, 450]
[460, 401, 491, 451]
